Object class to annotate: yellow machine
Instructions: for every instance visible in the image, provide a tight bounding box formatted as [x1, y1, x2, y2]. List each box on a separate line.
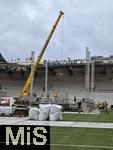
[19, 11, 64, 97]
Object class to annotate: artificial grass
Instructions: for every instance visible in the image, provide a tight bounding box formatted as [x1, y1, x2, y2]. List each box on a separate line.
[50, 126, 113, 150]
[62, 111, 113, 123]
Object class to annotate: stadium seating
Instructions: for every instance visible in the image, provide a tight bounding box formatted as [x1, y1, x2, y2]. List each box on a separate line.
[0, 73, 113, 105]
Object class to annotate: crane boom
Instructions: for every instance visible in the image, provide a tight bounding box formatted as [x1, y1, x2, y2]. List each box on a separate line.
[19, 11, 64, 97]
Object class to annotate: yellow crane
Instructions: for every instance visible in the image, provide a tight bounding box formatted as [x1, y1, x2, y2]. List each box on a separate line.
[19, 11, 64, 97]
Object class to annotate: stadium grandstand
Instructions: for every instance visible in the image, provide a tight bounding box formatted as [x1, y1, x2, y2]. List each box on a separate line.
[0, 50, 113, 105]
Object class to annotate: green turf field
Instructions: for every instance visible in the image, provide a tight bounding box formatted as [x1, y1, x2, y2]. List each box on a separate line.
[50, 126, 113, 150]
[62, 111, 113, 123]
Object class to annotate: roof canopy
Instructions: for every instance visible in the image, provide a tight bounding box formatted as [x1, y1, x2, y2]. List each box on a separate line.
[0, 53, 7, 63]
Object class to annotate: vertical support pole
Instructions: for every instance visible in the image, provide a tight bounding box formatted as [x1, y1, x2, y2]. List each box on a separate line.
[45, 60, 48, 98]
[30, 51, 35, 97]
[90, 60, 95, 101]
[85, 47, 91, 100]
[91, 60, 95, 93]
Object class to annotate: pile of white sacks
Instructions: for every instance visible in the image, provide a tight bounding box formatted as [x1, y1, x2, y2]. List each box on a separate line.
[29, 104, 63, 121]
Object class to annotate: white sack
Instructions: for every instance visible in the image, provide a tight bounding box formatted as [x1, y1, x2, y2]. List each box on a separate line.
[39, 104, 51, 121]
[29, 107, 40, 120]
[49, 105, 63, 121]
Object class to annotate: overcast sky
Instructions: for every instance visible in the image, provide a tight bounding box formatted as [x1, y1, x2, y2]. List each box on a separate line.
[0, 0, 113, 61]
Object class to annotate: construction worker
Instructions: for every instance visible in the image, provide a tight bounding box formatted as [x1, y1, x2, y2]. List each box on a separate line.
[102, 102, 105, 112]
[103, 101, 109, 114]
[98, 103, 102, 111]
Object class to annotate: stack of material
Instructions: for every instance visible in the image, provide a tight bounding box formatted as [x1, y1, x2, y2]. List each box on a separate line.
[29, 104, 63, 121]
[39, 104, 51, 121]
[0, 106, 14, 116]
[29, 107, 40, 120]
[49, 105, 62, 121]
